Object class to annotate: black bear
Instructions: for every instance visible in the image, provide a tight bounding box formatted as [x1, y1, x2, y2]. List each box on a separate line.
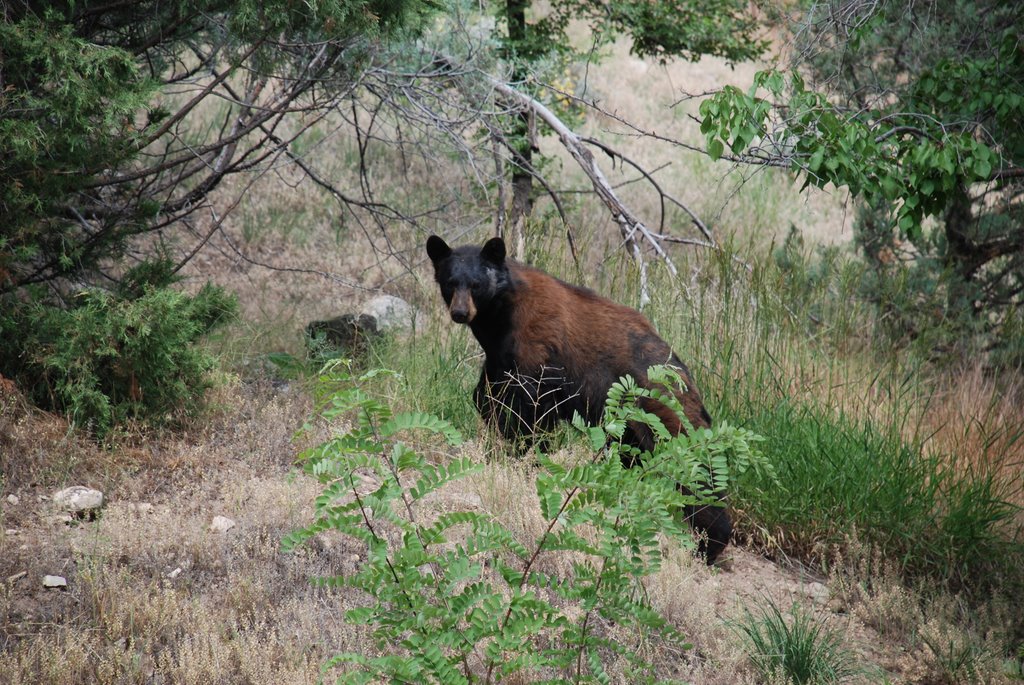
[426, 234, 732, 564]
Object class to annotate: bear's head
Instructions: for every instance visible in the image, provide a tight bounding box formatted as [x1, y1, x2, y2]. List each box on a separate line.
[426, 235, 509, 324]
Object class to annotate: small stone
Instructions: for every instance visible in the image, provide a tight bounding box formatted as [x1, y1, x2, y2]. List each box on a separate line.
[42, 575, 68, 589]
[805, 581, 829, 603]
[4, 529, 19, 536]
[53, 486, 104, 516]
[50, 514, 74, 526]
[167, 567, 183, 579]
[210, 515, 236, 533]
[6, 494, 19, 506]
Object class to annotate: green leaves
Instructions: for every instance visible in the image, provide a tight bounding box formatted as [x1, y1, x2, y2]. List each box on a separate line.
[0, 279, 237, 436]
[289, 365, 769, 683]
[698, 65, 1011, 242]
[380, 411, 464, 445]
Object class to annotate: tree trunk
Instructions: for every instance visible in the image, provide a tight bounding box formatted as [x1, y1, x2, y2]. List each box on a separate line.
[943, 183, 979, 318]
[506, 0, 534, 235]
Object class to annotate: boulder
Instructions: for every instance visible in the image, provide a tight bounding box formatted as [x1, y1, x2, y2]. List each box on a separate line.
[305, 314, 380, 356]
[360, 295, 416, 332]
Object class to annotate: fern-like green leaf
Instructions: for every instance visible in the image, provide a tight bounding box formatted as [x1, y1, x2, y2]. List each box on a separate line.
[379, 411, 463, 445]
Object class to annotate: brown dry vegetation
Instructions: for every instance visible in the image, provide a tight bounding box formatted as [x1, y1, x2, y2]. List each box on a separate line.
[5, 371, 1016, 683]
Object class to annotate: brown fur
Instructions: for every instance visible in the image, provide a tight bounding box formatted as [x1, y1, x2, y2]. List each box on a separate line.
[509, 263, 710, 438]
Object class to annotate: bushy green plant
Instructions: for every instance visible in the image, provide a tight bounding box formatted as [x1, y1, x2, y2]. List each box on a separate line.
[735, 597, 857, 685]
[284, 364, 767, 683]
[0, 275, 236, 436]
[730, 398, 1021, 589]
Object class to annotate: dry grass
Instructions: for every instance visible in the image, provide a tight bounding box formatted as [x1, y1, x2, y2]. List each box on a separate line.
[0, 379, 368, 685]
[4, 359, 1019, 683]
[915, 366, 1024, 509]
[547, 36, 853, 251]
[826, 536, 1020, 685]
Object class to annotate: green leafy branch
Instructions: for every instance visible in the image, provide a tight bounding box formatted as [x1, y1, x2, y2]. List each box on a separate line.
[697, 33, 1024, 243]
[285, 365, 768, 683]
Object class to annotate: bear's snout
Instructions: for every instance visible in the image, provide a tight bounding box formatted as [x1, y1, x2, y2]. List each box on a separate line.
[449, 289, 476, 324]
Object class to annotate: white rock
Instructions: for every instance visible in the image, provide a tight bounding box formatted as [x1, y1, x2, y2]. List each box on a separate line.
[53, 486, 104, 515]
[6, 494, 19, 505]
[167, 567, 183, 579]
[128, 502, 154, 515]
[361, 295, 416, 331]
[210, 515, 236, 533]
[42, 575, 68, 589]
[805, 581, 830, 603]
[5, 529, 19, 536]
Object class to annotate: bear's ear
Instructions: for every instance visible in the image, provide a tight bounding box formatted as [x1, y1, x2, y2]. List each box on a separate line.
[481, 237, 506, 265]
[426, 235, 452, 263]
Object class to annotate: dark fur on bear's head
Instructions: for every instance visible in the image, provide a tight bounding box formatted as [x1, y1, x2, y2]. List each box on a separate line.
[426, 236, 511, 325]
[426, 234, 732, 564]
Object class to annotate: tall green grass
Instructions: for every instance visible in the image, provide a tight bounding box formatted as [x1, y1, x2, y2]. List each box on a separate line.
[730, 399, 1018, 584]
[665, 240, 1022, 590]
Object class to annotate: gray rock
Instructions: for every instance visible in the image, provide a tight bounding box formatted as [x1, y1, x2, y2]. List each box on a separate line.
[210, 515, 236, 533]
[6, 494, 19, 506]
[53, 486, 104, 516]
[42, 575, 68, 589]
[305, 314, 379, 356]
[360, 295, 416, 331]
[305, 296, 415, 360]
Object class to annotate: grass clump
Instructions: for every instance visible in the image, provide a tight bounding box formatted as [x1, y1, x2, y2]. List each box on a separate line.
[643, 237, 1023, 597]
[730, 399, 1021, 587]
[735, 597, 857, 685]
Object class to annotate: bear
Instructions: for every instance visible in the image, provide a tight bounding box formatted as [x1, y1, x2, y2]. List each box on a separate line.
[426, 234, 732, 564]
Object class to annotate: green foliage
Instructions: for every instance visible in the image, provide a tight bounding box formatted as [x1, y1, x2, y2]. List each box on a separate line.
[698, 67, 1004, 238]
[697, 2, 1024, 367]
[0, 0, 436, 430]
[0, 273, 237, 436]
[735, 597, 857, 685]
[498, 0, 765, 65]
[286, 364, 768, 683]
[0, 13, 152, 284]
[1, 0, 437, 294]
